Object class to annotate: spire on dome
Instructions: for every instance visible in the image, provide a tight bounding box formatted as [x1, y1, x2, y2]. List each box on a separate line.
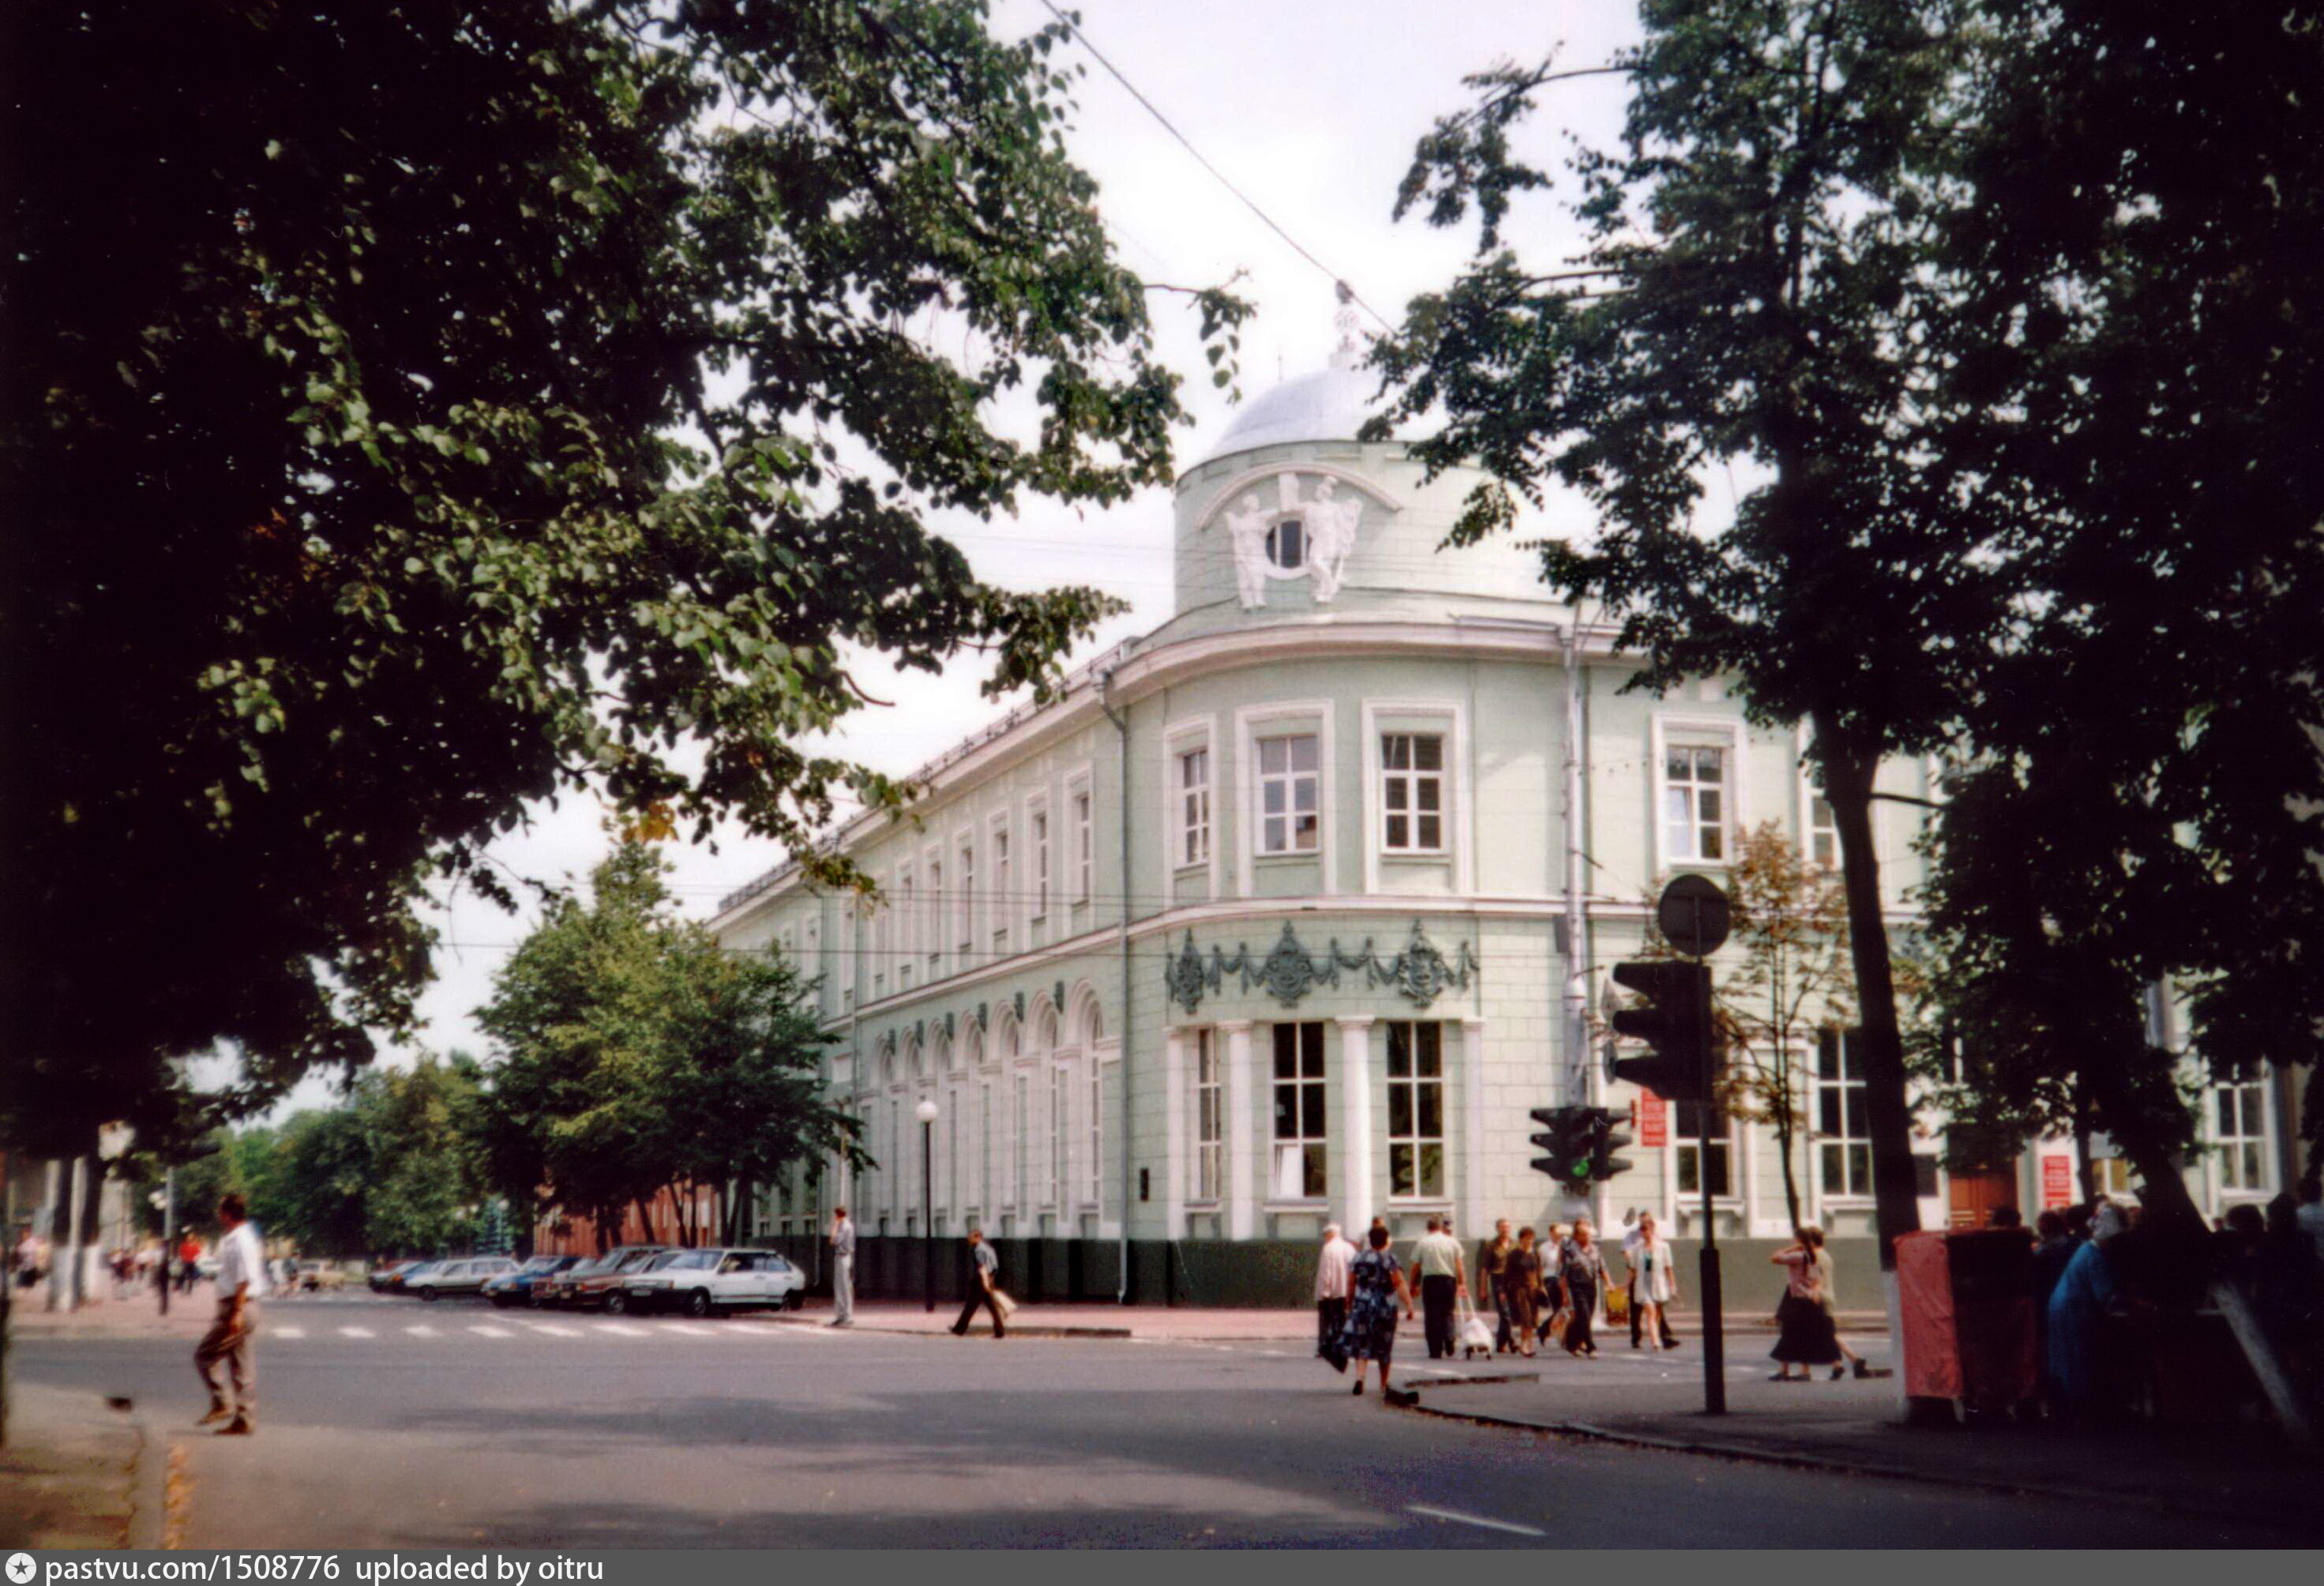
[1328, 280, 1361, 371]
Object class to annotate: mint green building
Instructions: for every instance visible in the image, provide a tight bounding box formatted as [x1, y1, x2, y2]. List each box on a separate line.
[708, 357, 2300, 1306]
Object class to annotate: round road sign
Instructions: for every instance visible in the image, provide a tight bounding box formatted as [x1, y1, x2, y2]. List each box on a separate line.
[1656, 873, 1731, 958]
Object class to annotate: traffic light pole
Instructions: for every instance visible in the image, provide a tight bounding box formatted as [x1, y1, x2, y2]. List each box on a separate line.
[1699, 1087, 1725, 1415]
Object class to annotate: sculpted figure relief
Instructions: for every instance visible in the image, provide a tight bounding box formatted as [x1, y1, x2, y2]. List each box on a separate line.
[1305, 477, 1362, 603]
[1224, 491, 1271, 610]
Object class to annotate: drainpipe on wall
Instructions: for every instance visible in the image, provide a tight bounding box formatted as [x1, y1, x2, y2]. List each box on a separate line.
[1564, 617, 1604, 1231]
[1099, 670, 1133, 1303]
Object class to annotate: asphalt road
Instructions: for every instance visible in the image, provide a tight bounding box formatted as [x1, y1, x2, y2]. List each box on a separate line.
[10, 1292, 2302, 1549]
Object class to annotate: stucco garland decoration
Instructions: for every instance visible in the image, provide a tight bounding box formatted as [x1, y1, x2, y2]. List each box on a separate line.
[1162, 921, 1480, 1013]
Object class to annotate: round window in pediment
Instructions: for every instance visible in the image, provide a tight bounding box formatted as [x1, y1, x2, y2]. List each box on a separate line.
[1265, 517, 1306, 570]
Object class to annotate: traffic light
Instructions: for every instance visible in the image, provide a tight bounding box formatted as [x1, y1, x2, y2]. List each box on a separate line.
[1581, 1105, 1635, 1180]
[1529, 1105, 1595, 1190]
[1609, 958, 1717, 1103]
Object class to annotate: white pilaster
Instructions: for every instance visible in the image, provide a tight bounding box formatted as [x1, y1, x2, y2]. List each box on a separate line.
[1339, 1017, 1376, 1233]
[1460, 1017, 1489, 1237]
[1222, 1020, 1256, 1240]
[1162, 1027, 1188, 1237]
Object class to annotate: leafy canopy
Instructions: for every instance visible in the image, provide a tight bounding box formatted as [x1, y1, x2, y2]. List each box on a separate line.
[1, 0, 1245, 1152]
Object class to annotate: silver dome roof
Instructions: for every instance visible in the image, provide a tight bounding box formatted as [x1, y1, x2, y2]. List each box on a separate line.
[1188, 359, 1399, 474]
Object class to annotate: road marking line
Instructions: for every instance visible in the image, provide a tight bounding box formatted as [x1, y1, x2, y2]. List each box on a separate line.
[659, 1322, 712, 1336]
[1407, 1505, 1545, 1538]
[273, 1326, 306, 1339]
[404, 1325, 439, 1338]
[338, 1327, 375, 1339]
[468, 1325, 512, 1339]
[595, 1322, 645, 1337]
[517, 1320, 580, 1337]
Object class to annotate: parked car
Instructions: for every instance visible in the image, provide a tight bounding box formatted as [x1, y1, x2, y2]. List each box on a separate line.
[294, 1260, 356, 1291]
[482, 1253, 580, 1308]
[549, 1246, 670, 1312]
[381, 1260, 442, 1295]
[616, 1246, 805, 1317]
[406, 1257, 520, 1301]
[368, 1261, 422, 1294]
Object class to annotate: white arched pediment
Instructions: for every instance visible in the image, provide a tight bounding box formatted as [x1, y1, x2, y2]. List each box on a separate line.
[1192, 464, 1402, 611]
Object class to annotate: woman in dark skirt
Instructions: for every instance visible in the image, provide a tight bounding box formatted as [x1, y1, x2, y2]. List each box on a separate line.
[1339, 1223, 1415, 1398]
[1770, 1226, 1844, 1379]
[1503, 1227, 1545, 1358]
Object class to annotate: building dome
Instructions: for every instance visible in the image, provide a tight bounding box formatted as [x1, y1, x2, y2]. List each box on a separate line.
[1188, 358, 1399, 473]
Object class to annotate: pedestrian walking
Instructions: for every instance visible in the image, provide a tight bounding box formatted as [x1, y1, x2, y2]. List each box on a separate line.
[828, 1207, 856, 1329]
[1315, 1223, 1357, 1366]
[1556, 1220, 1607, 1358]
[1412, 1215, 1466, 1360]
[1504, 1227, 1545, 1358]
[1338, 1223, 1414, 1399]
[947, 1228, 1008, 1339]
[1769, 1226, 1844, 1381]
[1624, 1213, 1679, 1352]
[176, 1232, 202, 1293]
[1475, 1220, 1515, 1353]
[193, 1193, 267, 1434]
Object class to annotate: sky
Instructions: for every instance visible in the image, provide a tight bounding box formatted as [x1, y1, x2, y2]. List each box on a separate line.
[240, 0, 1646, 1117]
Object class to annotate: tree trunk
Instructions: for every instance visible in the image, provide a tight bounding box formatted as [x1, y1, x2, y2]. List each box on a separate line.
[1816, 731, 1922, 1271]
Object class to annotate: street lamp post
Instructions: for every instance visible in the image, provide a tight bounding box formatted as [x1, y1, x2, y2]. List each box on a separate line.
[915, 1098, 939, 1314]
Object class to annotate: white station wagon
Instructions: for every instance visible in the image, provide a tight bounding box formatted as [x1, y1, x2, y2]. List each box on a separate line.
[408, 1256, 520, 1301]
[612, 1247, 805, 1318]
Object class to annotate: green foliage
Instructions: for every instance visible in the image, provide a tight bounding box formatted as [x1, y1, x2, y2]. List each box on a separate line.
[1, 0, 1247, 1154]
[473, 839, 858, 1248]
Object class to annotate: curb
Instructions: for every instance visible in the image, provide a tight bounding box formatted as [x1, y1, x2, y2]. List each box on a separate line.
[1396, 1386, 2322, 1536]
[763, 1317, 1132, 1340]
[126, 1407, 167, 1551]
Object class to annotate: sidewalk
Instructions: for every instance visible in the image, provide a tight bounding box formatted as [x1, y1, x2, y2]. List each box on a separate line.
[1402, 1356, 2324, 1535]
[771, 1299, 1887, 1340]
[0, 1382, 161, 1550]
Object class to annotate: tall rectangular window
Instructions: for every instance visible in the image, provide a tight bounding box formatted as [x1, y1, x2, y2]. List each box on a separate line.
[1193, 1028, 1222, 1201]
[1674, 1096, 1733, 1197]
[956, 840, 974, 955]
[1177, 746, 1211, 866]
[1665, 745, 1728, 861]
[872, 884, 888, 999]
[1385, 1021, 1445, 1198]
[1087, 1062, 1102, 1203]
[1380, 734, 1446, 852]
[2214, 1067, 2270, 1193]
[915, 860, 934, 972]
[1271, 1021, 1327, 1199]
[978, 1078, 993, 1212]
[1072, 789, 1093, 905]
[1816, 1029, 1871, 1197]
[991, 823, 1011, 954]
[1031, 806, 1050, 921]
[897, 866, 915, 989]
[1808, 791, 1839, 866]
[1012, 1073, 1029, 1209]
[1048, 1060, 1065, 1205]
[1256, 734, 1320, 855]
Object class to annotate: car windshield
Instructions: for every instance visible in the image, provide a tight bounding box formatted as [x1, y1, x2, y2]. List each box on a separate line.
[668, 1250, 717, 1271]
[612, 1249, 666, 1272]
[520, 1257, 561, 1274]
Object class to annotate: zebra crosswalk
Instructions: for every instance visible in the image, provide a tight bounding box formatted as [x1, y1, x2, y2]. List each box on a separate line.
[264, 1317, 834, 1347]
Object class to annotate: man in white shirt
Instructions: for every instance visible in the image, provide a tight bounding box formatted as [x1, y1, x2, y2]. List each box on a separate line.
[1315, 1223, 1357, 1365]
[828, 1207, 856, 1328]
[194, 1193, 267, 1434]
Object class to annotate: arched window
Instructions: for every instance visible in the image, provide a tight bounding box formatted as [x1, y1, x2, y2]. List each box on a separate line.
[1266, 517, 1306, 569]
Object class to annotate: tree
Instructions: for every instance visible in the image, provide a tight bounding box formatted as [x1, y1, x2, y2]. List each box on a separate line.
[1, 1, 1247, 1156]
[1374, 0, 1980, 1282]
[473, 839, 858, 1249]
[1905, 0, 2324, 1244]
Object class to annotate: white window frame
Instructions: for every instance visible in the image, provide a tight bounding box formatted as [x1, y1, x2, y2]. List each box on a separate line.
[1673, 1095, 1739, 1203]
[871, 873, 889, 1001]
[1360, 701, 1471, 892]
[1087, 1058, 1102, 1205]
[923, 844, 944, 977]
[954, 828, 975, 959]
[1253, 734, 1321, 857]
[1384, 1020, 1447, 1201]
[1378, 734, 1447, 855]
[1161, 716, 1221, 898]
[1027, 794, 1052, 932]
[1191, 1027, 1222, 1204]
[1234, 700, 1334, 895]
[2211, 1065, 2274, 1201]
[1270, 1020, 1329, 1203]
[1048, 1054, 1066, 1208]
[989, 812, 1012, 956]
[1815, 1028, 1873, 1202]
[895, 863, 916, 990]
[1066, 769, 1094, 908]
[1650, 715, 1747, 872]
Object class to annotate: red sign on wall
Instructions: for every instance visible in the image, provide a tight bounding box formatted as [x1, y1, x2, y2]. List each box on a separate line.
[2041, 1156, 2074, 1208]
[1637, 1092, 1669, 1149]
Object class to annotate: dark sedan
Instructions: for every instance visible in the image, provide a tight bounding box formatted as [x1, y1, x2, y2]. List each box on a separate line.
[543, 1246, 669, 1310]
[482, 1253, 581, 1308]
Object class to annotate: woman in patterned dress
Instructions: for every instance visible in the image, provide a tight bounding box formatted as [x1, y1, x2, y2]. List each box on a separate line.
[1503, 1227, 1546, 1358]
[1341, 1223, 1415, 1397]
